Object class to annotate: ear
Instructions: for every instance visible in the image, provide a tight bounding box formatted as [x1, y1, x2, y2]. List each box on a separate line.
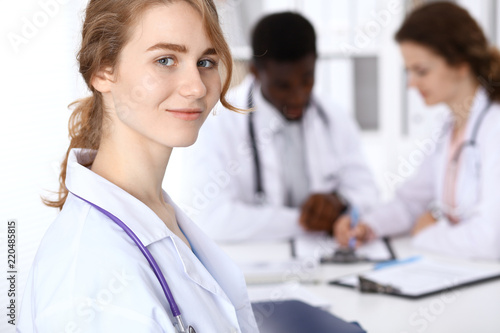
[456, 62, 472, 78]
[91, 66, 115, 93]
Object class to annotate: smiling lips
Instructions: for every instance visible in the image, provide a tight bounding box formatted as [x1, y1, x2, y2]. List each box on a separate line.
[166, 109, 203, 121]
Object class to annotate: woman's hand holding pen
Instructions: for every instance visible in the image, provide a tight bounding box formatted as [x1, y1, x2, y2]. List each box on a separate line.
[333, 214, 373, 248]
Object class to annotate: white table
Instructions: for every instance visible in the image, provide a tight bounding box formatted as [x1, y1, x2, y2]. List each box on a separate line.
[219, 237, 500, 333]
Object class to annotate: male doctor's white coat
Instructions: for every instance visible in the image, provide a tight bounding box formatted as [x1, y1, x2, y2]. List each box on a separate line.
[364, 88, 500, 260]
[177, 76, 379, 242]
[17, 149, 258, 332]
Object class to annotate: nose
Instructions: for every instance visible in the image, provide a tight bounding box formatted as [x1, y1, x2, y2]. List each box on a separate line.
[288, 85, 311, 107]
[178, 66, 207, 99]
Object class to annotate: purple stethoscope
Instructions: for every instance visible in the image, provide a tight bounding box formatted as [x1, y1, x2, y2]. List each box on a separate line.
[71, 192, 197, 333]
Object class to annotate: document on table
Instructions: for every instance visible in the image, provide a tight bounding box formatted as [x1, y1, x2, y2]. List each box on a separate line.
[293, 232, 393, 262]
[220, 240, 321, 285]
[225, 233, 392, 285]
[331, 258, 500, 298]
[238, 259, 320, 284]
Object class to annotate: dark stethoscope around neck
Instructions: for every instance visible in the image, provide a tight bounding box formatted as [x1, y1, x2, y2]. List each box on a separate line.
[69, 192, 197, 333]
[247, 81, 330, 205]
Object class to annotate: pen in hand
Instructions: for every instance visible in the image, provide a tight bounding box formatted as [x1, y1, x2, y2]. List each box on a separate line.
[348, 207, 359, 249]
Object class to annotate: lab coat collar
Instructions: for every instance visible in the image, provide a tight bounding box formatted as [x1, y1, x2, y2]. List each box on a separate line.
[65, 148, 172, 247]
[252, 82, 286, 135]
[438, 86, 490, 141]
[435, 87, 491, 205]
[465, 86, 490, 135]
[65, 149, 251, 311]
[172, 202, 252, 311]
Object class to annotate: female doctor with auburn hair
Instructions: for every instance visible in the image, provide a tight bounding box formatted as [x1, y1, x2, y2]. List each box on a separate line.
[18, 0, 257, 332]
[335, 2, 500, 260]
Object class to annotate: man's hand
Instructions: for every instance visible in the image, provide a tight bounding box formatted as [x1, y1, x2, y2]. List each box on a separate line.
[412, 211, 437, 235]
[299, 193, 346, 232]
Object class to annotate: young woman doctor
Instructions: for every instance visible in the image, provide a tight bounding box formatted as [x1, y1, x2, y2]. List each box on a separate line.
[18, 0, 257, 332]
[335, 2, 500, 260]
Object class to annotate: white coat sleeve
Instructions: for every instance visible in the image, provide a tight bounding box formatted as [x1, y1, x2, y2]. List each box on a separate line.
[363, 152, 436, 237]
[412, 135, 500, 260]
[20, 303, 172, 333]
[188, 198, 302, 242]
[177, 112, 303, 242]
[331, 109, 379, 214]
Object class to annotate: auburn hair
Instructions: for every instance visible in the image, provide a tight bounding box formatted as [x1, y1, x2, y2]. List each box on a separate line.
[45, 0, 235, 209]
[395, 2, 500, 102]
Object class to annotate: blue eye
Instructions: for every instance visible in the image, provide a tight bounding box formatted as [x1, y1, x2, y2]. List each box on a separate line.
[197, 59, 217, 68]
[157, 57, 175, 66]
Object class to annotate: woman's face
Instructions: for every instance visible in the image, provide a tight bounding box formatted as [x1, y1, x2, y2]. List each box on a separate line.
[399, 41, 467, 106]
[102, 1, 221, 148]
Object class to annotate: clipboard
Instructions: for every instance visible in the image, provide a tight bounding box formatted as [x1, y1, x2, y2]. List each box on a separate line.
[329, 257, 500, 299]
[319, 237, 396, 264]
[293, 233, 396, 264]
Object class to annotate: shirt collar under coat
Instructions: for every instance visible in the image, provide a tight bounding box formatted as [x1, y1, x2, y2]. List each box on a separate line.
[435, 86, 492, 213]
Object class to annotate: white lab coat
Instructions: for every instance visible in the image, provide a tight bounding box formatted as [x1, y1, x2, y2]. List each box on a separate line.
[364, 88, 500, 260]
[176, 75, 378, 242]
[17, 149, 258, 332]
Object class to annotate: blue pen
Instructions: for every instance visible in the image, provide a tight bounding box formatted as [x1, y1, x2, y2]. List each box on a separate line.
[374, 255, 422, 270]
[348, 207, 359, 249]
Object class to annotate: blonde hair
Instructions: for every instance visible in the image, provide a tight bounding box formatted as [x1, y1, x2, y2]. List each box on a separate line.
[45, 0, 236, 209]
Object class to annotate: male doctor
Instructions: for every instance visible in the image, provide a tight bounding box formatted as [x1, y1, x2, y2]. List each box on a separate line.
[177, 12, 379, 241]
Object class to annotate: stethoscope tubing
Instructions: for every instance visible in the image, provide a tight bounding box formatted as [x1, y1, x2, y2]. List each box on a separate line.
[439, 99, 492, 220]
[68, 191, 184, 321]
[450, 100, 492, 163]
[247, 81, 329, 203]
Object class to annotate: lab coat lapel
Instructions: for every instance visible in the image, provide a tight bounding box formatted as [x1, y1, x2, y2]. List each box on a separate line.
[455, 88, 489, 212]
[167, 194, 250, 311]
[253, 88, 287, 205]
[435, 87, 488, 213]
[303, 101, 340, 192]
[435, 122, 450, 205]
